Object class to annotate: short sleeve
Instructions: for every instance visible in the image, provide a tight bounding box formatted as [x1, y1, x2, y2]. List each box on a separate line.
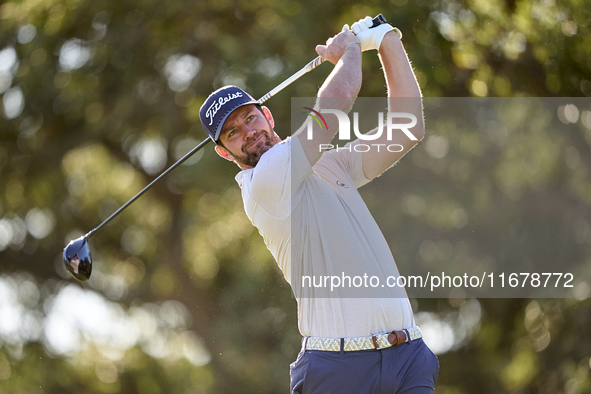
[317, 140, 371, 188]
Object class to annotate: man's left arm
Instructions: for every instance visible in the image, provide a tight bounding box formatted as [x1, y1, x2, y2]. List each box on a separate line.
[361, 31, 425, 180]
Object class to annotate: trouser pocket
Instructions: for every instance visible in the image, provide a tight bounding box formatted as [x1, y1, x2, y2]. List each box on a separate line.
[290, 350, 310, 394]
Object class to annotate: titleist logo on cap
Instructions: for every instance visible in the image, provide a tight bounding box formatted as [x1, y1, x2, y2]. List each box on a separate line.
[205, 92, 244, 125]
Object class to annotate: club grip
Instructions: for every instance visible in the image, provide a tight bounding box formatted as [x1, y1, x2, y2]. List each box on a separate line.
[371, 14, 387, 28]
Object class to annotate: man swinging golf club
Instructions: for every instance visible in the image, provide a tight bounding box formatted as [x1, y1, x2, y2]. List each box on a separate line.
[199, 16, 438, 393]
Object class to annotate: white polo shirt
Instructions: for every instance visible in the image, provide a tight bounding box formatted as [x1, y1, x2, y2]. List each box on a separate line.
[235, 136, 414, 338]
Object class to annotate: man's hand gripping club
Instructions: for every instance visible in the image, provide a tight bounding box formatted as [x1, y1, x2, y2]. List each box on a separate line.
[345, 16, 402, 52]
[315, 27, 361, 65]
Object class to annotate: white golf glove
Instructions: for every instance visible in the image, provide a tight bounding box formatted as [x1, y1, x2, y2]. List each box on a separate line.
[343, 16, 402, 52]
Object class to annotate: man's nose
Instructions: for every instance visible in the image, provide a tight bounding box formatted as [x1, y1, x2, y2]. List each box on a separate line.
[243, 124, 257, 138]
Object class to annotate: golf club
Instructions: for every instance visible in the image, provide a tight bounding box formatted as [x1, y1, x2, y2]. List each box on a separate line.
[63, 14, 388, 282]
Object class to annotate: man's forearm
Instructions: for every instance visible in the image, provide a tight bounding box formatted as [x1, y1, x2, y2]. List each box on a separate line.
[378, 32, 422, 100]
[318, 43, 362, 100]
[359, 30, 424, 180]
[298, 41, 362, 166]
[378, 31, 424, 141]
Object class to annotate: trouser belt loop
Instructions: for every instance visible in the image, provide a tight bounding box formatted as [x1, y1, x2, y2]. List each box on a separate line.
[371, 335, 379, 350]
[403, 328, 410, 344]
[340, 338, 345, 355]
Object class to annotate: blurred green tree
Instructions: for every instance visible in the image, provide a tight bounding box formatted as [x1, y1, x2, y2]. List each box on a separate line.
[0, 0, 590, 392]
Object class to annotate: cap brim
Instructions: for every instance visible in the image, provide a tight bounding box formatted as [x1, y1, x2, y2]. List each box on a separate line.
[214, 100, 261, 141]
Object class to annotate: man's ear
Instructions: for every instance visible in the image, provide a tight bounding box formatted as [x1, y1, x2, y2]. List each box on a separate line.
[215, 145, 234, 161]
[261, 106, 274, 128]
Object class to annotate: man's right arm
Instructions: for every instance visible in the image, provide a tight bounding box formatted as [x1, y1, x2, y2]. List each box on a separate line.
[294, 30, 362, 167]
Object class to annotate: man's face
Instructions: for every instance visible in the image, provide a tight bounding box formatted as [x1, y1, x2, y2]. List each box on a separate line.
[216, 105, 279, 168]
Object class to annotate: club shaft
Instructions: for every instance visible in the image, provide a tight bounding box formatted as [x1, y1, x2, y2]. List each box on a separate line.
[83, 10, 391, 237]
[83, 11, 388, 238]
[259, 14, 386, 103]
[86, 137, 212, 239]
[85, 57, 329, 239]
[259, 56, 325, 103]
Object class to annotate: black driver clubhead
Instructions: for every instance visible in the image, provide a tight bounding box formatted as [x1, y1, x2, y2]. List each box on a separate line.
[63, 235, 92, 282]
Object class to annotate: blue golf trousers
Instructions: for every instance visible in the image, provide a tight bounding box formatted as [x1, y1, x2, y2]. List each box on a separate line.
[290, 338, 439, 393]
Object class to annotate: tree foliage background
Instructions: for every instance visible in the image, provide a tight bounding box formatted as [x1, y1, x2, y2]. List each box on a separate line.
[0, 0, 590, 393]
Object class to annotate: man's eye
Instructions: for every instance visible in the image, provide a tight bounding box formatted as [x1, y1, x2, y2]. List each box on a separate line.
[247, 115, 255, 122]
[228, 130, 236, 137]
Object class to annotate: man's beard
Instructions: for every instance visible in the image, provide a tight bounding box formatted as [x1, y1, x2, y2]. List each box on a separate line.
[226, 131, 276, 167]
